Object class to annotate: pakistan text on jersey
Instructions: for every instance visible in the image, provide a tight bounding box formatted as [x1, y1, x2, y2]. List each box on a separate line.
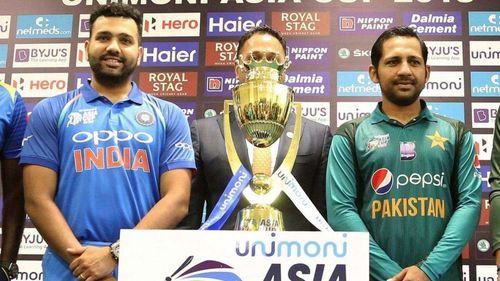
[371, 197, 445, 219]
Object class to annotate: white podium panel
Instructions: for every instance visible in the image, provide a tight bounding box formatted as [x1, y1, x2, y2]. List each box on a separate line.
[119, 230, 369, 281]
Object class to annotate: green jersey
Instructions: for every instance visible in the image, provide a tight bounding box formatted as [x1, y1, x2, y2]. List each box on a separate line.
[327, 101, 481, 281]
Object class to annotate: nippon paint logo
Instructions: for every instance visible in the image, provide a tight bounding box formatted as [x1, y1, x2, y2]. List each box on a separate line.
[204, 71, 237, 97]
[427, 102, 464, 122]
[11, 73, 68, 97]
[16, 14, 73, 39]
[176, 102, 196, 124]
[473, 134, 493, 161]
[74, 72, 91, 89]
[423, 71, 464, 97]
[272, 12, 330, 36]
[285, 71, 330, 97]
[78, 14, 90, 38]
[336, 102, 376, 127]
[471, 72, 500, 97]
[470, 41, 500, 66]
[143, 13, 200, 37]
[337, 71, 380, 97]
[142, 42, 199, 67]
[139, 71, 198, 97]
[426, 41, 463, 66]
[469, 12, 500, 36]
[287, 40, 330, 65]
[13, 43, 70, 68]
[0, 16, 11, 39]
[338, 13, 396, 34]
[297, 102, 330, 126]
[404, 11, 462, 35]
[472, 102, 500, 129]
[205, 41, 238, 66]
[207, 12, 264, 37]
[0, 44, 7, 68]
[75, 42, 89, 67]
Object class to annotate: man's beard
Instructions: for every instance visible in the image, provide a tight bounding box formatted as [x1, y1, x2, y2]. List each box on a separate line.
[380, 77, 424, 106]
[89, 53, 137, 87]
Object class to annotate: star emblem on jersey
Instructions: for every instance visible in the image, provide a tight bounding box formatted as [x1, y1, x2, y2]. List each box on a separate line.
[426, 131, 449, 150]
[136, 111, 154, 126]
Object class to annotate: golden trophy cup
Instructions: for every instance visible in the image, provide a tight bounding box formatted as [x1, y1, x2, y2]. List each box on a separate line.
[224, 50, 301, 231]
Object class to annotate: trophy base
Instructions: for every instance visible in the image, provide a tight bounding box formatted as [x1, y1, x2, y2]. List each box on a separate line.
[235, 204, 285, 231]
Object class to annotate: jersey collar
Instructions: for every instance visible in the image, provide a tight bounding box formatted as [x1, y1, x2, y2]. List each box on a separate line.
[370, 100, 437, 124]
[80, 79, 144, 105]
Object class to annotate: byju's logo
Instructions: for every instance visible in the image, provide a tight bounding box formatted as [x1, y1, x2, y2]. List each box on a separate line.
[207, 12, 264, 37]
[371, 168, 393, 195]
[426, 41, 463, 66]
[142, 42, 199, 67]
[404, 11, 462, 35]
[16, 15, 73, 39]
[472, 103, 499, 128]
[13, 43, 70, 68]
[78, 14, 90, 38]
[143, 13, 200, 37]
[0, 16, 11, 39]
[299, 102, 330, 126]
[337, 71, 380, 97]
[469, 12, 500, 36]
[164, 256, 241, 281]
[471, 72, 500, 97]
[470, 41, 500, 66]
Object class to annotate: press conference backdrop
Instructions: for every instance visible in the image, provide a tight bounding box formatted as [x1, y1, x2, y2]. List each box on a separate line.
[0, 0, 498, 280]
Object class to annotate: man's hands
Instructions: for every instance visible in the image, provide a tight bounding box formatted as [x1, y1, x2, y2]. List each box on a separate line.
[388, 266, 430, 281]
[67, 246, 117, 281]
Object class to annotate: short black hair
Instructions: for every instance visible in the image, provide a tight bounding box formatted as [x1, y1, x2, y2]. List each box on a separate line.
[89, 3, 143, 40]
[236, 25, 287, 57]
[370, 26, 428, 69]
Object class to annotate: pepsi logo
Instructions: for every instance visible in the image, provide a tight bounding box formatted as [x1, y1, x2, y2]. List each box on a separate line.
[371, 168, 393, 195]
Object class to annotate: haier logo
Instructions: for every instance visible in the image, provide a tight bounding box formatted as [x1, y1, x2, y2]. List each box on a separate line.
[143, 13, 200, 37]
[16, 15, 73, 39]
[288, 40, 330, 65]
[207, 12, 264, 37]
[0, 44, 7, 68]
[139, 71, 197, 97]
[473, 134, 493, 161]
[11, 73, 68, 97]
[427, 102, 464, 122]
[471, 72, 500, 97]
[0, 16, 11, 39]
[78, 14, 90, 38]
[423, 71, 464, 97]
[404, 12, 462, 35]
[142, 42, 198, 67]
[298, 102, 330, 126]
[470, 41, 500, 66]
[204, 71, 237, 97]
[205, 41, 238, 66]
[336, 102, 376, 127]
[337, 71, 381, 97]
[13, 43, 70, 68]
[285, 71, 330, 97]
[469, 12, 500, 36]
[75, 43, 89, 67]
[472, 103, 499, 129]
[338, 13, 396, 34]
[426, 41, 463, 66]
[272, 12, 330, 36]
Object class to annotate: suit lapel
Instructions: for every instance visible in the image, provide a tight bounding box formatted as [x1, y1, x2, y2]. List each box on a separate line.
[217, 111, 252, 170]
[275, 112, 301, 171]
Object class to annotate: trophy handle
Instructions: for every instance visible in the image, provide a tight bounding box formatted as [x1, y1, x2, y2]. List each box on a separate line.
[224, 100, 242, 175]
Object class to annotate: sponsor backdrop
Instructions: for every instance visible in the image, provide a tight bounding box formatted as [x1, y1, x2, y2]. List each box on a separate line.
[0, 0, 498, 280]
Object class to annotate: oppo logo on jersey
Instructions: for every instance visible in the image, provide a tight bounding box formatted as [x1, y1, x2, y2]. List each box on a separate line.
[72, 130, 154, 145]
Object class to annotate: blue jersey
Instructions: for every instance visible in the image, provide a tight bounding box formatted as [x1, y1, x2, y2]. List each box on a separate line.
[20, 81, 195, 243]
[0, 82, 27, 159]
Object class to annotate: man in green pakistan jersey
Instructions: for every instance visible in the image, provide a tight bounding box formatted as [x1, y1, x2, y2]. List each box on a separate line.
[489, 108, 500, 281]
[326, 26, 482, 281]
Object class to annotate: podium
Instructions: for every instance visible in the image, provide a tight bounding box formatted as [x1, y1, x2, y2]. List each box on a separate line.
[118, 230, 369, 281]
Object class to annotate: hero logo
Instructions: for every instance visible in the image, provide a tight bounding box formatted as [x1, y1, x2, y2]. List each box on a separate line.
[72, 130, 153, 145]
[142, 42, 198, 67]
[207, 12, 264, 36]
[11, 73, 68, 97]
[372, 168, 447, 195]
[143, 13, 200, 37]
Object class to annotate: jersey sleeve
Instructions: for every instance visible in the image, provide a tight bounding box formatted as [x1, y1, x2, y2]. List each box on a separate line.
[2, 91, 27, 159]
[490, 111, 500, 254]
[418, 131, 482, 281]
[326, 134, 403, 280]
[159, 104, 196, 174]
[19, 98, 60, 171]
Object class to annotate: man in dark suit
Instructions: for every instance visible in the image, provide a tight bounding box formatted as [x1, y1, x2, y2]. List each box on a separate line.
[178, 25, 332, 231]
